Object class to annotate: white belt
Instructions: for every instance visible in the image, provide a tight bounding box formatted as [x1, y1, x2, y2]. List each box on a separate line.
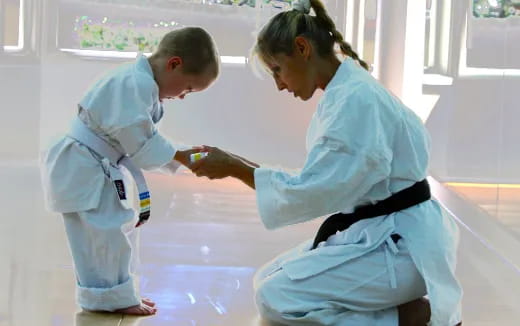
[68, 117, 151, 227]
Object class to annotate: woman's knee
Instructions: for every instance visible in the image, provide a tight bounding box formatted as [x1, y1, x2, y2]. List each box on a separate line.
[254, 271, 296, 321]
[255, 276, 278, 309]
[254, 259, 282, 289]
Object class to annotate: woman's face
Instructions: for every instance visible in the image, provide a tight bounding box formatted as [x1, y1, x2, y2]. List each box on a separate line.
[263, 37, 318, 101]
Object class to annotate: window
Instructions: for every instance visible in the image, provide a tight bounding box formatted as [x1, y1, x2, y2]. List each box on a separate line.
[424, 0, 437, 69]
[72, 15, 178, 53]
[3, 0, 24, 52]
[201, 0, 293, 10]
[57, 0, 296, 61]
[65, 0, 295, 11]
[473, 0, 520, 18]
[465, 0, 520, 73]
[344, 0, 377, 71]
[423, 0, 452, 76]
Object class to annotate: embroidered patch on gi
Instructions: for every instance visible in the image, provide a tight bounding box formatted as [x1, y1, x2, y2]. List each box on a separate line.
[114, 180, 126, 200]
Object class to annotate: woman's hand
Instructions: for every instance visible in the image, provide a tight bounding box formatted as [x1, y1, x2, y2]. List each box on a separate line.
[188, 145, 257, 189]
[189, 145, 236, 180]
[173, 148, 203, 167]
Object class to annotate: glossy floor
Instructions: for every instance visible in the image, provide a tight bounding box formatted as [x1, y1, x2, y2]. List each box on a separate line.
[1, 163, 520, 325]
[446, 183, 520, 239]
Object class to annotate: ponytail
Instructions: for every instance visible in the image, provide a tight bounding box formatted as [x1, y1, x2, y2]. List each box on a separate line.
[254, 0, 369, 71]
[309, 0, 369, 70]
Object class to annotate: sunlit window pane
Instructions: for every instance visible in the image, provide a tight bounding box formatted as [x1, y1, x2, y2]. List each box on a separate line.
[4, 0, 21, 47]
[76, 0, 294, 10]
[473, 0, 520, 18]
[58, 0, 297, 58]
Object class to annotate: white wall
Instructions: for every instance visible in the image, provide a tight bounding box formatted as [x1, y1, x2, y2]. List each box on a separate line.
[0, 61, 41, 160]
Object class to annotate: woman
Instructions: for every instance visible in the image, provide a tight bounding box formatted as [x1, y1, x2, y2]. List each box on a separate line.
[190, 0, 462, 325]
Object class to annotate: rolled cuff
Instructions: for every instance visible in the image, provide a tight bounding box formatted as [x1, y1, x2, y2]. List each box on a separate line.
[77, 275, 140, 311]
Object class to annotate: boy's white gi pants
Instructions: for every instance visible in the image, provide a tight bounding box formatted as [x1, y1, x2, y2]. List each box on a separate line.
[62, 177, 141, 311]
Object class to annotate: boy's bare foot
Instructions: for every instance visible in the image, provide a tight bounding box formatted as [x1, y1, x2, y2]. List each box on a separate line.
[114, 303, 157, 315]
[142, 298, 156, 307]
[397, 297, 431, 326]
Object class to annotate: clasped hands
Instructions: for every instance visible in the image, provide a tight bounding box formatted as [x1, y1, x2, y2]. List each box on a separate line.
[174, 146, 258, 188]
[173, 146, 246, 179]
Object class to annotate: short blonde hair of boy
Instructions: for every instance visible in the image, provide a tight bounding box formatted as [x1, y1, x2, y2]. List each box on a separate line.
[153, 27, 220, 77]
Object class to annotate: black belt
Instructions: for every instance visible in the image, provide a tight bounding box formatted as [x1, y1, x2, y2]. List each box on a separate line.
[311, 179, 431, 249]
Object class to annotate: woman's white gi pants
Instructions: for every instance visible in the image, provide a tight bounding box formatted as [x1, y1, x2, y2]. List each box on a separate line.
[254, 238, 426, 326]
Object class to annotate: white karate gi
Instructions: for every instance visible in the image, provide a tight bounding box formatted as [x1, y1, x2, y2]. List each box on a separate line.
[41, 54, 182, 311]
[253, 58, 462, 326]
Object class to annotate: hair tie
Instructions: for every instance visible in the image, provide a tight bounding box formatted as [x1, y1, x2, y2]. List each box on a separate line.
[292, 0, 311, 14]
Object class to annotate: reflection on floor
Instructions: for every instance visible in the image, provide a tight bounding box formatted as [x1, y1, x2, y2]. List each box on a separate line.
[445, 183, 520, 238]
[1, 163, 520, 325]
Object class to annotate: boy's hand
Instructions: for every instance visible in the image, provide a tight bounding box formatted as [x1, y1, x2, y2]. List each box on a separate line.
[173, 148, 202, 167]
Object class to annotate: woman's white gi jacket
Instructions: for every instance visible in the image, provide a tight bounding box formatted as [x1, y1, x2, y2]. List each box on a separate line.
[254, 58, 462, 326]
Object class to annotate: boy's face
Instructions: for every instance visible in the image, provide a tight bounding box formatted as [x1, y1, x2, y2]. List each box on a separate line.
[160, 56, 215, 101]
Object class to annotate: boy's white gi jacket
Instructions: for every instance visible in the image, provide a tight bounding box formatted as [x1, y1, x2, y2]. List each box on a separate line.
[254, 58, 463, 326]
[41, 54, 181, 213]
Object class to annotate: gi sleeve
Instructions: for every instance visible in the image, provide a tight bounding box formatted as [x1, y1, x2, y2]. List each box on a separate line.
[255, 85, 395, 230]
[99, 75, 179, 171]
[112, 119, 178, 170]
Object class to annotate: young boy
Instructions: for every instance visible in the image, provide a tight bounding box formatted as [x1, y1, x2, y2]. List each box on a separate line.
[41, 27, 219, 315]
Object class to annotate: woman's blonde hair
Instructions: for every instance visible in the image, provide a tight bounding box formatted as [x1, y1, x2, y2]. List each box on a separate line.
[253, 0, 368, 71]
[152, 27, 220, 77]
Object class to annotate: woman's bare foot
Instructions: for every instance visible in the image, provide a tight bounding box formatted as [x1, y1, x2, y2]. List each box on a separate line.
[114, 303, 157, 315]
[397, 297, 431, 326]
[142, 298, 156, 307]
